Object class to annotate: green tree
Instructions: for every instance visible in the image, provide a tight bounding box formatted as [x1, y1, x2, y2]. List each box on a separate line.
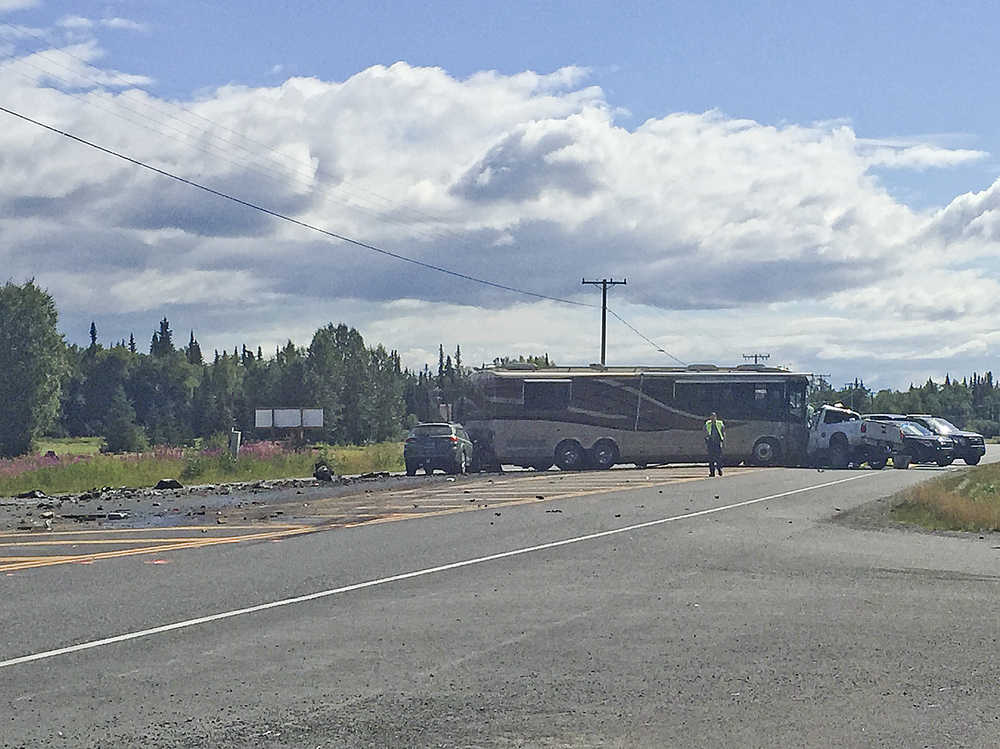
[130, 348, 198, 444]
[186, 331, 204, 366]
[150, 317, 175, 357]
[0, 281, 67, 457]
[101, 385, 148, 453]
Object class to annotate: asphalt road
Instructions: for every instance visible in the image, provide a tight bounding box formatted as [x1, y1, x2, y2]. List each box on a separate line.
[2, 453, 999, 748]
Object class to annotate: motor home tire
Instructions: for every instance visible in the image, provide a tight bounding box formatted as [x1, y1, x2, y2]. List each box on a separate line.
[554, 440, 586, 471]
[590, 439, 619, 470]
[751, 438, 780, 466]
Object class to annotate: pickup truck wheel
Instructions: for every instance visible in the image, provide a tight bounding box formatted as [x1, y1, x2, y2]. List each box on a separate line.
[964, 455, 981, 466]
[554, 440, 586, 471]
[892, 454, 911, 469]
[868, 453, 887, 470]
[751, 438, 780, 466]
[937, 457, 954, 467]
[829, 441, 849, 469]
[405, 462, 417, 476]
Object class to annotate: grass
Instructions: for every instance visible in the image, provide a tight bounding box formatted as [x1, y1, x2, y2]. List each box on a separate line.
[33, 437, 104, 457]
[891, 462, 1000, 532]
[0, 440, 405, 497]
[331, 442, 403, 474]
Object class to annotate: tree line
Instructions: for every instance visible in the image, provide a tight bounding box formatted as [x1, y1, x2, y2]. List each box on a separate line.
[0, 281, 486, 458]
[4, 279, 997, 459]
[810, 376, 1000, 436]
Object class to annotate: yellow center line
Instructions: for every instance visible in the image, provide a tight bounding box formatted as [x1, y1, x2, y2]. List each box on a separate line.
[0, 523, 301, 539]
[3, 469, 751, 571]
[0, 536, 273, 547]
[0, 525, 312, 572]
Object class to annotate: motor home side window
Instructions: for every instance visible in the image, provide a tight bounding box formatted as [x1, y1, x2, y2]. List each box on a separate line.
[523, 380, 571, 411]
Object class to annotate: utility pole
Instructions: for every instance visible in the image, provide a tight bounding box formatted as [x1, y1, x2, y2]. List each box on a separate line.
[582, 278, 626, 366]
[843, 382, 856, 410]
[743, 353, 770, 365]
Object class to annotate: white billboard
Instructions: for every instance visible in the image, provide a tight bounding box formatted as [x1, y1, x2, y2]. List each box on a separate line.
[254, 408, 324, 429]
[273, 408, 303, 428]
[302, 408, 324, 427]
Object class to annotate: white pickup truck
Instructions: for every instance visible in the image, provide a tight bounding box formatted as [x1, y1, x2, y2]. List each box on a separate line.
[807, 404, 910, 469]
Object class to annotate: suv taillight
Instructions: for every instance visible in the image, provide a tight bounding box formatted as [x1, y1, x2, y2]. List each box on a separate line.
[449, 435, 459, 442]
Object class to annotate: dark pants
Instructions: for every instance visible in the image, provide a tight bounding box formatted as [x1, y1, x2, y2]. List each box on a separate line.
[707, 444, 723, 476]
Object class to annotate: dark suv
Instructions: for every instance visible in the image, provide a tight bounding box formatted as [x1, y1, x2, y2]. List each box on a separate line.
[865, 414, 957, 466]
[404, 423, 474, 475]
[905, 415, 986, 465]
[898, 421, 956, 466]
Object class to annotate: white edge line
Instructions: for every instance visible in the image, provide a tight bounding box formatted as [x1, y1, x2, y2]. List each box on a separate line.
[0, 473, 871, 669]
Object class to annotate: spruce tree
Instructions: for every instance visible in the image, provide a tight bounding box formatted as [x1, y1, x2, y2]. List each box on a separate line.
[101, 386, 148, 453]
[89, 321, 98, 348]
[159, 318, 174, 351]
[186, 331, 204, 366]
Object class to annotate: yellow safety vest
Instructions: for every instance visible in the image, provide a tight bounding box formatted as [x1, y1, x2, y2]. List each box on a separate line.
[705, 419, 725, 441]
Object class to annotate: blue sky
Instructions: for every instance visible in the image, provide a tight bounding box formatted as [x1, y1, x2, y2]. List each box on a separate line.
[2, 0, 1000, 386]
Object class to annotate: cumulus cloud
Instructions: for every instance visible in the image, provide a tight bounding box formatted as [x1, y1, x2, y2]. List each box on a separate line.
[863, 143, 987, 170]
[0, 40, 154, 87]
[56, 15, 93, 29]
[1, 40, 999, 385]
[0, 0, 39, 12]
[100, 17, 148, 32]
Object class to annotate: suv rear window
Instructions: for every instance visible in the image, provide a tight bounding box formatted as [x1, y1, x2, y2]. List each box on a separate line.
[411, 425, 454, 437]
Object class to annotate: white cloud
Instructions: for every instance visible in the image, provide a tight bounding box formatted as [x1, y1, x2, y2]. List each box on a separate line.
[100, 17, 148, 32]
[0, 0, 39, 12]
[863, 143, 987, 170]
[56, 15, 92, 29]
[0, 40, 154, 87]
[1, 50, 999, 386]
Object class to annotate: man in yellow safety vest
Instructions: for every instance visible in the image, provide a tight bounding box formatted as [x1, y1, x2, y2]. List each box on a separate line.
[705, 412, 726, 477]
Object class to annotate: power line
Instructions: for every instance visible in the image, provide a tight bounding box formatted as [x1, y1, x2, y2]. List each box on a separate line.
[606, 308, 688, 366]
[2, 59, 459, 248]
[2, 38, 694, 364]
[0, 102, 690, 363]
[0, 24, 508, 246]
[0, 103, 596, 307]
